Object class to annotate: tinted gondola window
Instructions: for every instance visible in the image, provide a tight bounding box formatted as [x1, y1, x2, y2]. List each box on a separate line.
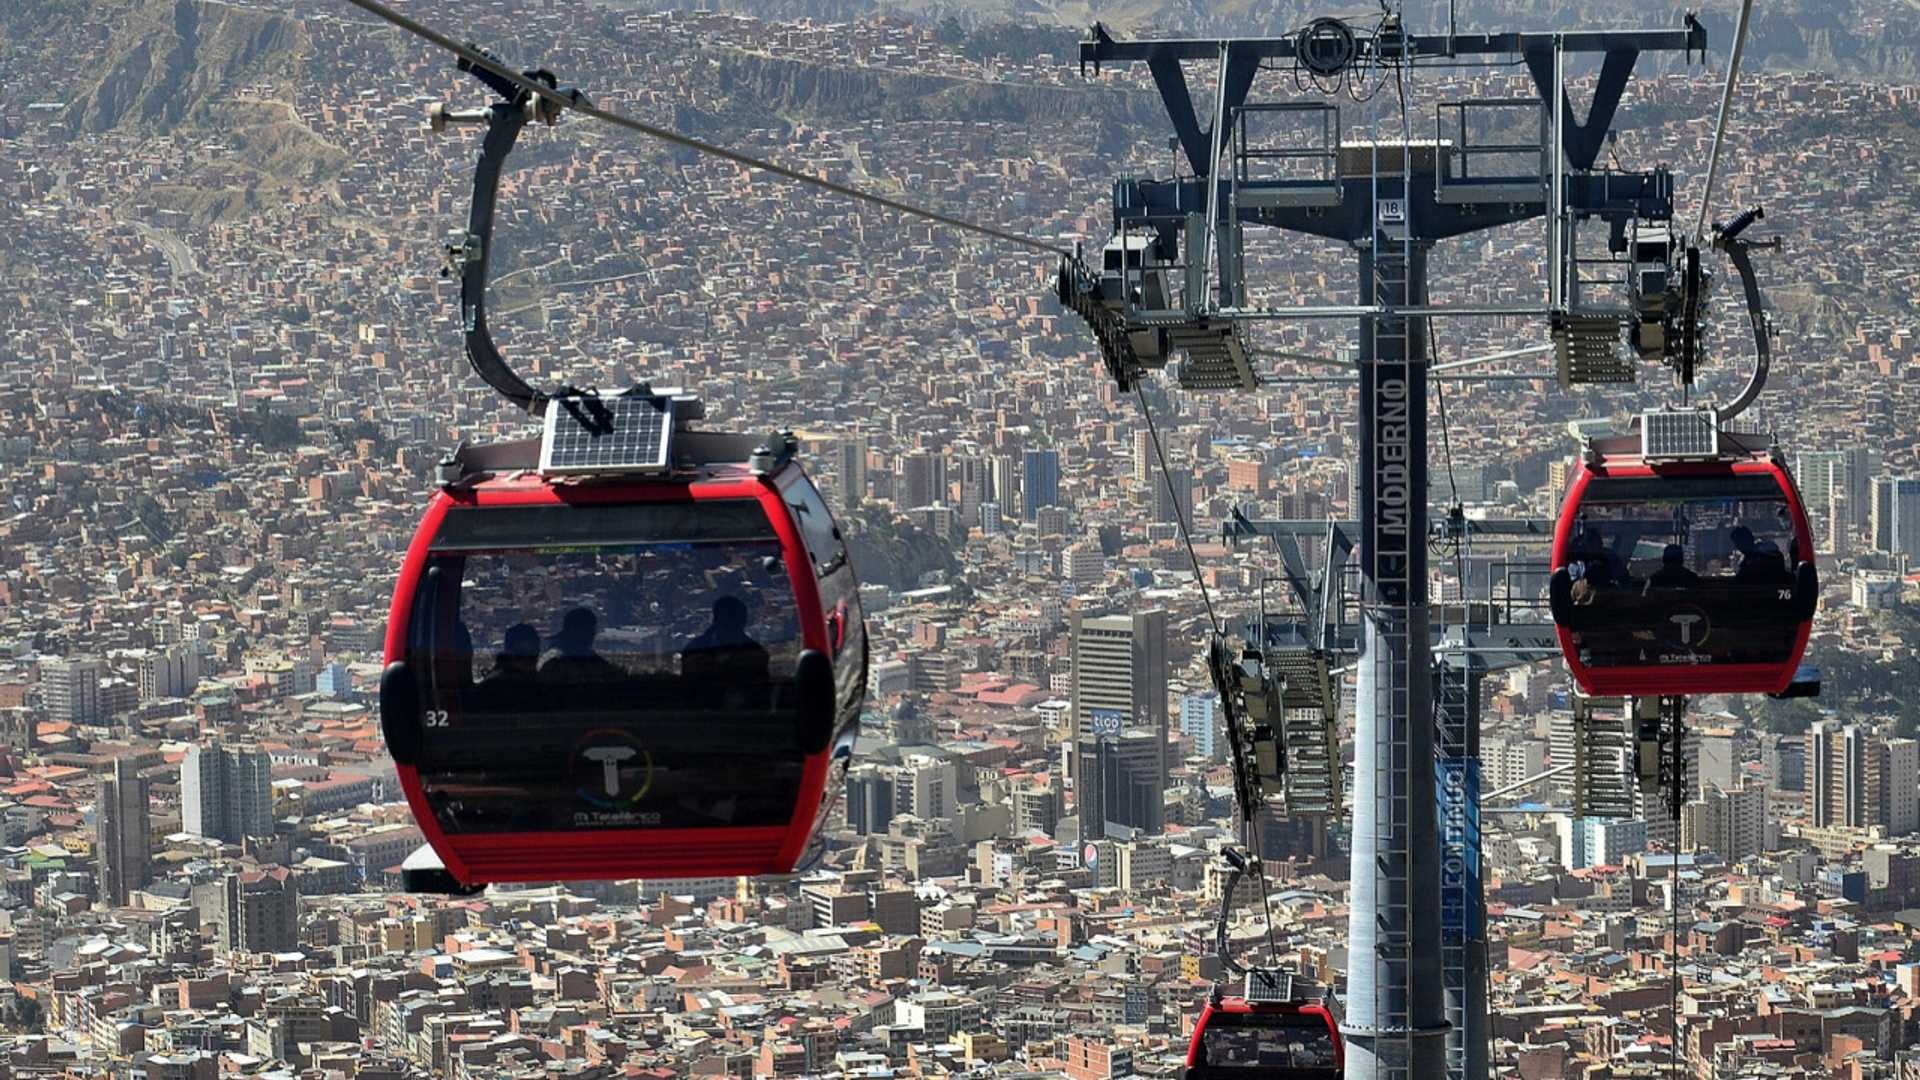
[405, 503, 807, 834]
[1561, 476, 1804, 669]
[1200, 1013, 1339, 1071]
[785, 479, 846, 578]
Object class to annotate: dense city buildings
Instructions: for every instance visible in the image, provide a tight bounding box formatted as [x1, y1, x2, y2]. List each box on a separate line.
[0, 0, 1919, 1076]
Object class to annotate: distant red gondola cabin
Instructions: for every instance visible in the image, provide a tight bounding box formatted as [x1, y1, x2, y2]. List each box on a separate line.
[1186, 991, 1342, 1080]
[380, 391, 866, 886]
[1549, 425, 1816, 697]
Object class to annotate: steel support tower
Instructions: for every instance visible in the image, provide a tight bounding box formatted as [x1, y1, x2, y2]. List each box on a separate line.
[1350, 226, 1450, 1075]
[1074, 18, 1705, 1080]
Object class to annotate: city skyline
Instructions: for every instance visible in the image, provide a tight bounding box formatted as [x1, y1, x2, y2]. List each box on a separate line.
[1, 0, 1920, 1077]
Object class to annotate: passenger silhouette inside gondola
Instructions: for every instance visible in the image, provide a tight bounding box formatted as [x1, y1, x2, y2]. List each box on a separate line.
[541, 607, 625, 684]
[1571, 530, 1617, 589]
[1649, 544, 1699, 588]
[451, 621, 477, 691]
[683, 595, 771, 687]
[479, 623, 541, 710]
[1731, 525, 1790, 584]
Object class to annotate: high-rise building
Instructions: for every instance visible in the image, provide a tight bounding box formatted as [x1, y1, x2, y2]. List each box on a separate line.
[1179, 692, 1219, 763]
[1564, 816, 1648, 870]
[42, 658, 103, 725]
[1881, 737, 1918, 837]
[1683, 780, 1768, 862]
[979, 501, 1004, 537]
[97, 757, 150, 906]
[1695, 730, 1738, 793]
[1546, 457, 1577, 510]
[954, 454, 990, 522]
[1485, 739, 1548, 795]
[1763, 733, 1807, 794]
[900, 451, 945, 511]
[1150, 461, 1194, 526]
[1869, 477, 1920, 558]
[1839, 446, 1883, 553]
[1557, 815, 1585, 868]
[1068, 611, 1169, 780]
[1827, 490, 1855, 559]
[1799, 449, 1880, 554]
[222, 868, 299, 954]
[182, 744, 276, 842]
[894, 754, 957, 821]
[137, 645, 200, 702]
[1077, 730, 1165, 839]
[836, 435, 869, 504]
[1546, 712, 1578, 794]
[1114, 836, 1172, 891]
[1062, 543, 1105, 589]
[1011, 781, 1061, 835]
[911, 504, 958, 543]
[1812, 718, 1873, 826]
[991, 455, 1020, 521]
[846, 765, 895, 835]
[1022, 449, 1061, 522]
[1798, 451, 1848, 553]
[1634, 802, 1677, 854]
[314, 662, 353, 699]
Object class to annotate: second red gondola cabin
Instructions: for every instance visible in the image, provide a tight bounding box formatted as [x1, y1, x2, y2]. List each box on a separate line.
[1549, 423, 1816, 697]
[1186, 988, 1342, 1080]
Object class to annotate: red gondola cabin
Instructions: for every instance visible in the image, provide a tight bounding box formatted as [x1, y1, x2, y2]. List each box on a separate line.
[1186, 986, 1342, 1080]
[1549, 422, 1816, 697]
[381, 390, 866, 887]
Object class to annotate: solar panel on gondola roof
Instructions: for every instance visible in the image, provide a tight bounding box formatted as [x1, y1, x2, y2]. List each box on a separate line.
[539, 393, 674, 474]
[1244, 969, 1300, 1002]
[1641, 409, 1719, 460]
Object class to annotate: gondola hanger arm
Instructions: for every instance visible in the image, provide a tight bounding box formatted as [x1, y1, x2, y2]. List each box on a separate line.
[1706, 206, 1775, 426]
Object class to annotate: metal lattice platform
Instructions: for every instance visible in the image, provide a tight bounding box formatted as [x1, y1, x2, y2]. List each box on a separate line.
[1169, 324, 1259, 391]
[1571, 694, 1637, 819]
[1554, 314, 1632, 386]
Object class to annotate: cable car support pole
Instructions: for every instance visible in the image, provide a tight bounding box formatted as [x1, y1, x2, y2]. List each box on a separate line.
[1073, 18, 1704, 1080]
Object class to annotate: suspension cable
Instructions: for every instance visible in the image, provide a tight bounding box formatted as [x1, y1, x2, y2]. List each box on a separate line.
[1134, 387, 1220, 635]
[1215, 846, 1283, 975]
[336, 0, 1074, 259]
[1433, 332, 1462, 508]
[1669, 820, 1681, 1077]
[1136, 386, 1286, 969]
[1667, 696, 1688, 1079]
[1693, 0, 1756, 240]
[1246, 817, 1284, 969]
